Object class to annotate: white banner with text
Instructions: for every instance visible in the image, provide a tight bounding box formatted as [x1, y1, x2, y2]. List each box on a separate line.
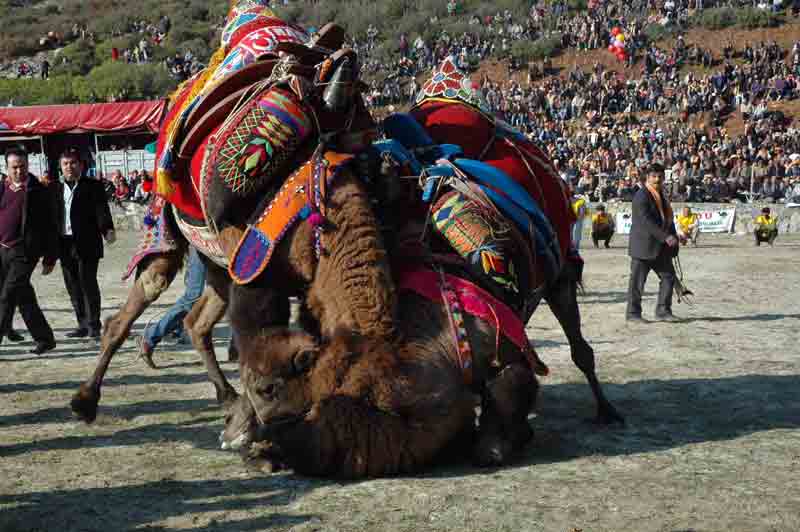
[615, 208, 736, 235]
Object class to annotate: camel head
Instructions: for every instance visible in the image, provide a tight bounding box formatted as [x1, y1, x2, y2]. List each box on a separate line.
[221, 330, 319, 450]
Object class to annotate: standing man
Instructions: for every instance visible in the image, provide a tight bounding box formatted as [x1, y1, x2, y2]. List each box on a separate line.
[626, 163, 682, 323]
[570, 190, 588, 250]
[54, 148, 115, 339]
[0, 147, 59, 353]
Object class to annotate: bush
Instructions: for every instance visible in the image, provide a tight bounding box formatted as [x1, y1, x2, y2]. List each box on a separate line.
[643, 24, 681, 44]
[75, 61, 176, 102]
[53, 40, 97, 76]
[734, 7, 782, 28]
[690, 6, 781, 30]
[510, 34, 562, 63]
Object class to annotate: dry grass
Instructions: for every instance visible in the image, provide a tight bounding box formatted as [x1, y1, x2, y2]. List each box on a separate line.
[1, 232, 800, 531]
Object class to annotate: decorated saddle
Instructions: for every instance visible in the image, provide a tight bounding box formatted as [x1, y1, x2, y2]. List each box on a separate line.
[408, 56, 576, 266]
[138, 0, 376, 283]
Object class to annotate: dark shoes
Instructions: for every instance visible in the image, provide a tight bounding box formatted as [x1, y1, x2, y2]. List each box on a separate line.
[6, 330, 24, 342]
[137, 336, 157, 369]
[89, 329, 102, 339]
[65, 328, 89, 338]
[30, 340, 56, 355]
[655, 313, 683, 323]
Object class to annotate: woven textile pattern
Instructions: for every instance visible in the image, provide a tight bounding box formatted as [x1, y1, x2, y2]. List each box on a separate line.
[432, 191, 519, 295]
[214, 88, 311, 195]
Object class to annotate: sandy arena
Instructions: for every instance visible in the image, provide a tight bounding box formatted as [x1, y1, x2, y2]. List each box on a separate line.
[1, 230, 799, 532]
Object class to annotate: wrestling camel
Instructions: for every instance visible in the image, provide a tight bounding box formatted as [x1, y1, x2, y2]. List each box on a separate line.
[70, 14, 396, 422]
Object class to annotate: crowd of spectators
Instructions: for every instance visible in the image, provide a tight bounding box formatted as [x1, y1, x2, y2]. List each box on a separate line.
[98, 169, 153, 207]
[341, 0, 800, 204]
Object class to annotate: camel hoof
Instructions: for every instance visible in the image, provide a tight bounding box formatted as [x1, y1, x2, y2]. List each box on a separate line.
[596, 403, 625, 425]
[473, 437, 511, 468]
[70, 384, 99, 424]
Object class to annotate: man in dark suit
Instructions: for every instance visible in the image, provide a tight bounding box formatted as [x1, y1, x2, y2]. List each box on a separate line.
[0, 147, 59, 354]
[626, 163, 683, 323]
[54, 148, 115, 339]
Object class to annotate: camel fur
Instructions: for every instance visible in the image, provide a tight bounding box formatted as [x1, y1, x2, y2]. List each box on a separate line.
[226, 287, 539, 478]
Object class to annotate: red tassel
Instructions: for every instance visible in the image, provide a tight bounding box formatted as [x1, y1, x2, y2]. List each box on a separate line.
[308, 212, 325, 228]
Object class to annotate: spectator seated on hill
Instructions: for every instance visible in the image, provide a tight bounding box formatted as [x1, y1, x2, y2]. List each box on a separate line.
[754, 207, 778, 246]
[591, 204, 615, 248]
[676, 206, 700, 246]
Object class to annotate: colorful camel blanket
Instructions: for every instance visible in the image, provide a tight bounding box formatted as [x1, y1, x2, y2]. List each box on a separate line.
[398, 267, 549, 385]
[123, 196, 179, 280]
[410, 57, 576, 266]
[229, 151, 354, 284]
[154, 1, 309, 219]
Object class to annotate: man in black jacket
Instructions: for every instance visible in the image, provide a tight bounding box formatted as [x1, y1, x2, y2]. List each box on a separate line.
[0, 147, 59, 354]
[626, 163, 683, 323]
[54, 148, 115, 339]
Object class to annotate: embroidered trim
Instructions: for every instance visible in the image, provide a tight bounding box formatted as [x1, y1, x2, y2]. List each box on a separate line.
[229, 151, 353, 284]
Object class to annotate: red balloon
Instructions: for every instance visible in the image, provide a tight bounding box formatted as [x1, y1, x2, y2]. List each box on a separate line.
[611, 27, 621, 36]
[142, 180, 153, 193]
[608, 44, 616, 52]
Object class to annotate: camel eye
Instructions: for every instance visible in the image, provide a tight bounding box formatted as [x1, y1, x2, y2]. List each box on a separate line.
[293, 349, 318, 374]
[260, 383, 277, 399]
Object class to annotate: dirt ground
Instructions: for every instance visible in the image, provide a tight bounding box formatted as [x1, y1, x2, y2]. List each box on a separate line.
[1, 230, 799, 532]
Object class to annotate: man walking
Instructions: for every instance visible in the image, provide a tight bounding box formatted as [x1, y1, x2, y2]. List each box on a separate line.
[137, 247, 206, 369]
[54, 148, 115, 339]
[0, 147, 59, 353]
[626, 163, 682, 323]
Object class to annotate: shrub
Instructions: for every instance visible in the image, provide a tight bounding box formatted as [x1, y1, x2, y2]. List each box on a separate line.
[53, 40, 97, 76]
[510, 34, 562, 63]
[734, 7, 781, 28]
[690, 7, 738, 30]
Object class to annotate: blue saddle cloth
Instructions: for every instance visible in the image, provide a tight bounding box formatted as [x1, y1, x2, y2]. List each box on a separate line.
[377, 113, 563, 278]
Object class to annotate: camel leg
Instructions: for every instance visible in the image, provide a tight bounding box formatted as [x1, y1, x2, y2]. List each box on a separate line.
[545, 272, 624, 425]
[184, 262, 237, 406]
[474, 362, 537, 467]
[70, 251, 184, 423]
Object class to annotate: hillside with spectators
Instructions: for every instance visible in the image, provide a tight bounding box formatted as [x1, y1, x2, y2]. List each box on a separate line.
[1, 0, 799, 204]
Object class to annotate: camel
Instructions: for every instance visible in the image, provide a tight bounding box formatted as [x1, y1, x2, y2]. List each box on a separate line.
[70, 14, 397, 423]
[220, 96, 625, 479]
[223, 285, 541, 477]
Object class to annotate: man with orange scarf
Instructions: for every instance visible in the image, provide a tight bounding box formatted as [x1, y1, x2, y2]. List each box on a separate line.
[626, 163, 682, 323]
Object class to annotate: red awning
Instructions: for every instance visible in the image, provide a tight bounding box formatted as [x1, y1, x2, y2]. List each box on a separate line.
[0, 101, 167, 135]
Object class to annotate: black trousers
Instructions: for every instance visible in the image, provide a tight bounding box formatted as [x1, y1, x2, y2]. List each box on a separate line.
[592, 227, 615, 247]
[0, 245, 54, 343]
[60, 237, 102, 332]
[626, 249, 676, 319]
[754, 228, 777, 245]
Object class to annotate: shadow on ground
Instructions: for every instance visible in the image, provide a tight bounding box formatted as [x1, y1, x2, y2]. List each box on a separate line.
[0, 400, 225, 455]
[526, 373, 800, 464]
[0, 367, 237, 396]
[0, 476, 321, 532]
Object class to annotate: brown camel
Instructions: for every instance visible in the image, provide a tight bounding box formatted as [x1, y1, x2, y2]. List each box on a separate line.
[70, 11, 399, 423]
[70, 163, 396, 423]
[223, 286, 539, 478]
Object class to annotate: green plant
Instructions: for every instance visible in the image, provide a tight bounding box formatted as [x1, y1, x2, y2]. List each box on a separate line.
[510, 34, 562, 62]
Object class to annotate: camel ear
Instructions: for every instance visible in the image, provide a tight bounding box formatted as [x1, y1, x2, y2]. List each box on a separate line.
[292, 348, 318, 374]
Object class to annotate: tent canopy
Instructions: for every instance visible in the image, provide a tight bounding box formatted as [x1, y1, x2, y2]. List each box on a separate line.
[0, 101, 167, 135]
